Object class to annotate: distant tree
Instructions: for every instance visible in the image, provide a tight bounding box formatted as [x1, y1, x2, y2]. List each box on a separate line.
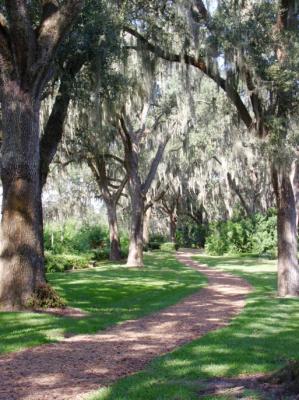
[43, 164, 101, 223]
[159, 184, 180, 243]
[42, 1, 125, 260]
[124, 0, 299, 296]
[117, 97, 173, 266]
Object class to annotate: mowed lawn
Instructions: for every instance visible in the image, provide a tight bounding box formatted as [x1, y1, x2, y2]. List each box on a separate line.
[90, 254, 299, 400]
[0, 252, 206, 354]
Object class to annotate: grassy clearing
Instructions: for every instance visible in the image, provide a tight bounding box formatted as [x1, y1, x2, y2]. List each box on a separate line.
[0, 252, 206, 355]
[90, 254, 299, 400]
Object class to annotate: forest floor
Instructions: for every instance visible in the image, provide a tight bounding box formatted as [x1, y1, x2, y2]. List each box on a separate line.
[0, 250, 251, 400]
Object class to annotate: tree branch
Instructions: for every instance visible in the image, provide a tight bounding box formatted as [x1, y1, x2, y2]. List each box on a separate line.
[114, 175, 128, 202]
[5, 0, 36, 77]
[227, 172, 251, 216]
[40, 54, 85, 186]
[38, 0, 84, 55]
[118, 114, 133, 154]
[0, 13, 12, 78]
[124, 26, 253, 129]
[103, 153, 125, 166]
[41, 0, 59, 22]
[191, 0, 209, 21]
[35, 0, 84, 93]
[142, 135, 170, 195]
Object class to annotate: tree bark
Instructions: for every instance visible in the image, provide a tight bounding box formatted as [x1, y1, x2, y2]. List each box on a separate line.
[292, 160, 299, 229]
[169, 215, 177, 243]
[118, 112, 169, 267]
[87, 158, 125, 262]
[127, 183, 145, 267]
[40, 78, 72, 186]
[107, 203, 122, 261]
[272, 164, 299, 297]
[40, 54, 86, 186]
[0, 87, 45, 309]
[143, 206, 152, 244]
[0, 0, 84, 309]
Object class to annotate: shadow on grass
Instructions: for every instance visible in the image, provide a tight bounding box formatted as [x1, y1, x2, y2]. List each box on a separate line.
[90, 254, 299, 400]
[0, 252, 206, 354]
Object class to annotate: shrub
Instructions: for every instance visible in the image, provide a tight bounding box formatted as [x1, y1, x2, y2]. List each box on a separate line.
[150, 234, 167, 244]
[44, 221, 109, 255]
[177, 223, 209, 248]
[120, 247, 129, 259]
[160, 242, 179, 252]
[205, 225, 229, 255]
[205, 209, 277, 257]
[45, 252, 94, 272]
[251, 211, 277, 256]
[44, 221, 130, 270]
[148, 241, 162, 250]
[205, 210, 277, 256]
[120, 234, 129, 258]
[92, 248, 111, 261]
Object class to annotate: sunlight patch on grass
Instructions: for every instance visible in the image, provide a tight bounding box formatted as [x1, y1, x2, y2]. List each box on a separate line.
[0, 252, 206, 354]
[90, 253, 299, 400]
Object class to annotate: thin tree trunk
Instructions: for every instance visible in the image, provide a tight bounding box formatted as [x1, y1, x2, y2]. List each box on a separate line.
[118, 113, 169, 267]
[143, 206, 152, 244]
[170, 216, 177, 243]
[127, 190, 145, 267]
[88, 158, 126, 262]
[107, 203, 122, 261]
[272, 164, 299, 297]
[0, 89, 46, 310]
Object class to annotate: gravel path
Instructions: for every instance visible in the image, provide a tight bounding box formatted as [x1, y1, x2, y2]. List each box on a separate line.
[0, 250, 251, 400]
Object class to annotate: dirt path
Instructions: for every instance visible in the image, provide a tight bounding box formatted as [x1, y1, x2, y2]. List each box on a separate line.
[0, 250, 251, 400]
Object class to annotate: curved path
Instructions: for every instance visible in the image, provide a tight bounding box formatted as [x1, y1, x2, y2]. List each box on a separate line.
[0, 250, 251, 400]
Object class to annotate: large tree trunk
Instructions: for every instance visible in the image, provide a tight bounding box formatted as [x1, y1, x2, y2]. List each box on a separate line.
[106, 203, 122, 261]
[127, 191, 145, 267]
[292, 160, 299, 229]
[0, 0, 84, 310]
[0, 88, 46, 310]
[143, 206, 152, 245]
[272, 164, 299, 297]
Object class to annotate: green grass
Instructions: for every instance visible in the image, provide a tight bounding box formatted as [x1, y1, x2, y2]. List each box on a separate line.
[90, 254, 299, 400]
[0, 251, 206, 354]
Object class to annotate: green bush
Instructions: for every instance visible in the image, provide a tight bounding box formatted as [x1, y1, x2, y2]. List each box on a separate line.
[92, 248, 111, 261]
[45, 252, 94, 272]
[205, 210, 277, 256]
[44, 221, 109, 255]
[148, 241, 162, 250]
[44, 221, 131, 270]
[160, 242, 179, 252]
[176, 223, 208, 248]
[251, 211, 277, 256]
[150, 234, 167, 244]
[147, 234, 168, 251]
[205, 227, 229, 255]
[120, 234, 129, 258]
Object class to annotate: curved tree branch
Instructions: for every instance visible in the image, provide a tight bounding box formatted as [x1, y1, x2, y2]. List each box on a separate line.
[124, 26, 253, 130]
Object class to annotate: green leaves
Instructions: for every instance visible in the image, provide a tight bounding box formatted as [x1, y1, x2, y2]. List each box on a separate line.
[205, 211, 277, 256]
